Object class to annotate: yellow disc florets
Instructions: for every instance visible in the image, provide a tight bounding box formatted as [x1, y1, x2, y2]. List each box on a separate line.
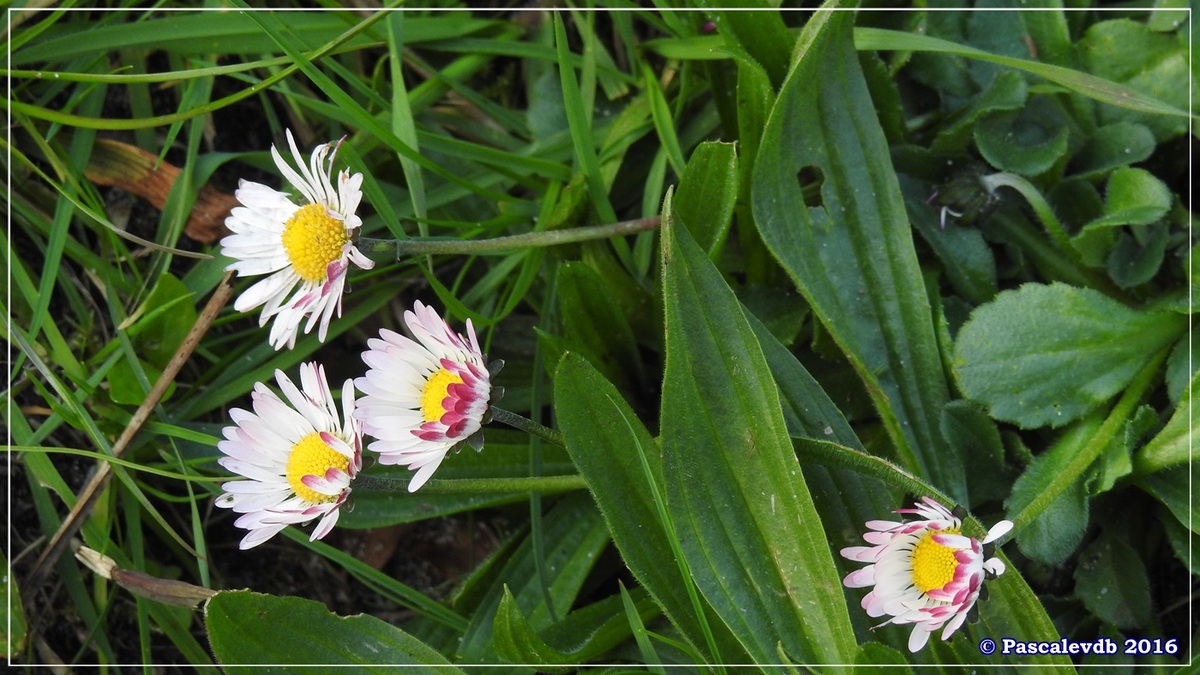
[286, 432, 350, 504]
[420, 368, 464, 422]
[910, 527, 961, 594]
[281, 203, 348, 283]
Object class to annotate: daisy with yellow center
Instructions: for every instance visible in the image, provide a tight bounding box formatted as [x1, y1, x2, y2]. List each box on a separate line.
[354, 301, 492, 492]
[840, 496, 1012, 653]
[220, 129, 374, 350]
[215, 362, 362, 549]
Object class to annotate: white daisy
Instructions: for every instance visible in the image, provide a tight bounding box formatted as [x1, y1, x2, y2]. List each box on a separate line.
[840, 496, 1012, 653]
[216, 362, 363, 549]
[354, 301, 492, 492]
[221, 129, 374, 350]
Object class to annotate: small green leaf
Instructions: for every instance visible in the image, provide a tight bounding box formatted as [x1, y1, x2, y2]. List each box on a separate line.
[2, 550, 26, 658]
[1078, 19, 1189, 141]
[1159, 506, 1199, 575]
[1005, 417, 1098, 565]
[205, 590, 460, 671]
[1084, 167, 1173, 230]
[930, 69, 1027, 155]
[1068, 122, 1157, 179]
[1074, 532, 1152, 629]
[661, 189, 856, 664]
[855, 643, 912, 670]
[1135, 371, 1195, 473]
[954, 282, 1186, 428]
[1018, 480, 1090, 567]
[1087, 406, 1156, 496]
[973, 97, 1070, 176]
[126, 272, 197, 367]
[1107, 223, 1169, 289]
[556, 262, 642, 391]
[110, 358, 176, 407]
[1165, 332, 1196, 405]
[940, 400, 1009, 505]
[1136, 465, 1198, 535]
[492, 586, 659, 667]
[673, 141, 738, 258]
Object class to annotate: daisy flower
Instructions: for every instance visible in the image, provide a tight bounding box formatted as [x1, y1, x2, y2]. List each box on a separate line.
[840, 496, 1012, 653]
[216, 362, 363, 549]
[354, 301, 492, 492]
[221, 129, 374, 350]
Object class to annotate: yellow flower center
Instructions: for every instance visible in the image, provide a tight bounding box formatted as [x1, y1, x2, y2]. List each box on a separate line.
[281, 203, 348, 283]
[285, 432, 350, 504]
[910, 527, 961, 594]
[420, 368, 464, 422]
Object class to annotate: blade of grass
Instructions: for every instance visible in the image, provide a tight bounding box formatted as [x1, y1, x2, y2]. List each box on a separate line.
[23, 275, 233, 589]
[553, 12, 618, 225]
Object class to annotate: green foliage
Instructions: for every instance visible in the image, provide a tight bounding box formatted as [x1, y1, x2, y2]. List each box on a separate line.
[955, 283, 1184, 428]
[9, 3, 1192, 672]
[206, 590, 461, 671]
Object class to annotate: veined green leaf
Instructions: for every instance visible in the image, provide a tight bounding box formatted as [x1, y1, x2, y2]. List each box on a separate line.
[954, 282, 1185, 429]
[660, 190, 857, 665]
[751, 11, 964, 500]
[674, 141, 738, 259]
[205, 590, 460, 671]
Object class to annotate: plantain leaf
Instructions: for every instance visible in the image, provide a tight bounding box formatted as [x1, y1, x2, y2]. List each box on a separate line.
[673, 141, 738, 258]
[751, 10, 964, 500]
[660, 188, 857, 665]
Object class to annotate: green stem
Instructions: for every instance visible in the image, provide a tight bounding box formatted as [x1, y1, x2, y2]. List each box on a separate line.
[489, 406, 565, 447]
[358, 216, 660, 261]
[981, 172, 1072, 252]
[1008, 344, 1173, 533]
[355, 473, 585, 494]
[982, 173, 1126, 299]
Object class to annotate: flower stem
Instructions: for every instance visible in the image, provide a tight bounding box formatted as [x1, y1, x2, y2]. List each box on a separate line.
[981, 172, 1072, 253]
[489, 406, 565, 447]
[354, 473, 585, 494]
[358, 216, 660, 261]
[981, 172, 1126, 299]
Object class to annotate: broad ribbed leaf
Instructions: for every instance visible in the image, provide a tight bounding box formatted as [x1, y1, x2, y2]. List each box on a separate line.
[660, 192, 856, 665]
[751, 11, 964, 500]
[206, 590, 460, 672]
[955, 282, 1185, 429]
